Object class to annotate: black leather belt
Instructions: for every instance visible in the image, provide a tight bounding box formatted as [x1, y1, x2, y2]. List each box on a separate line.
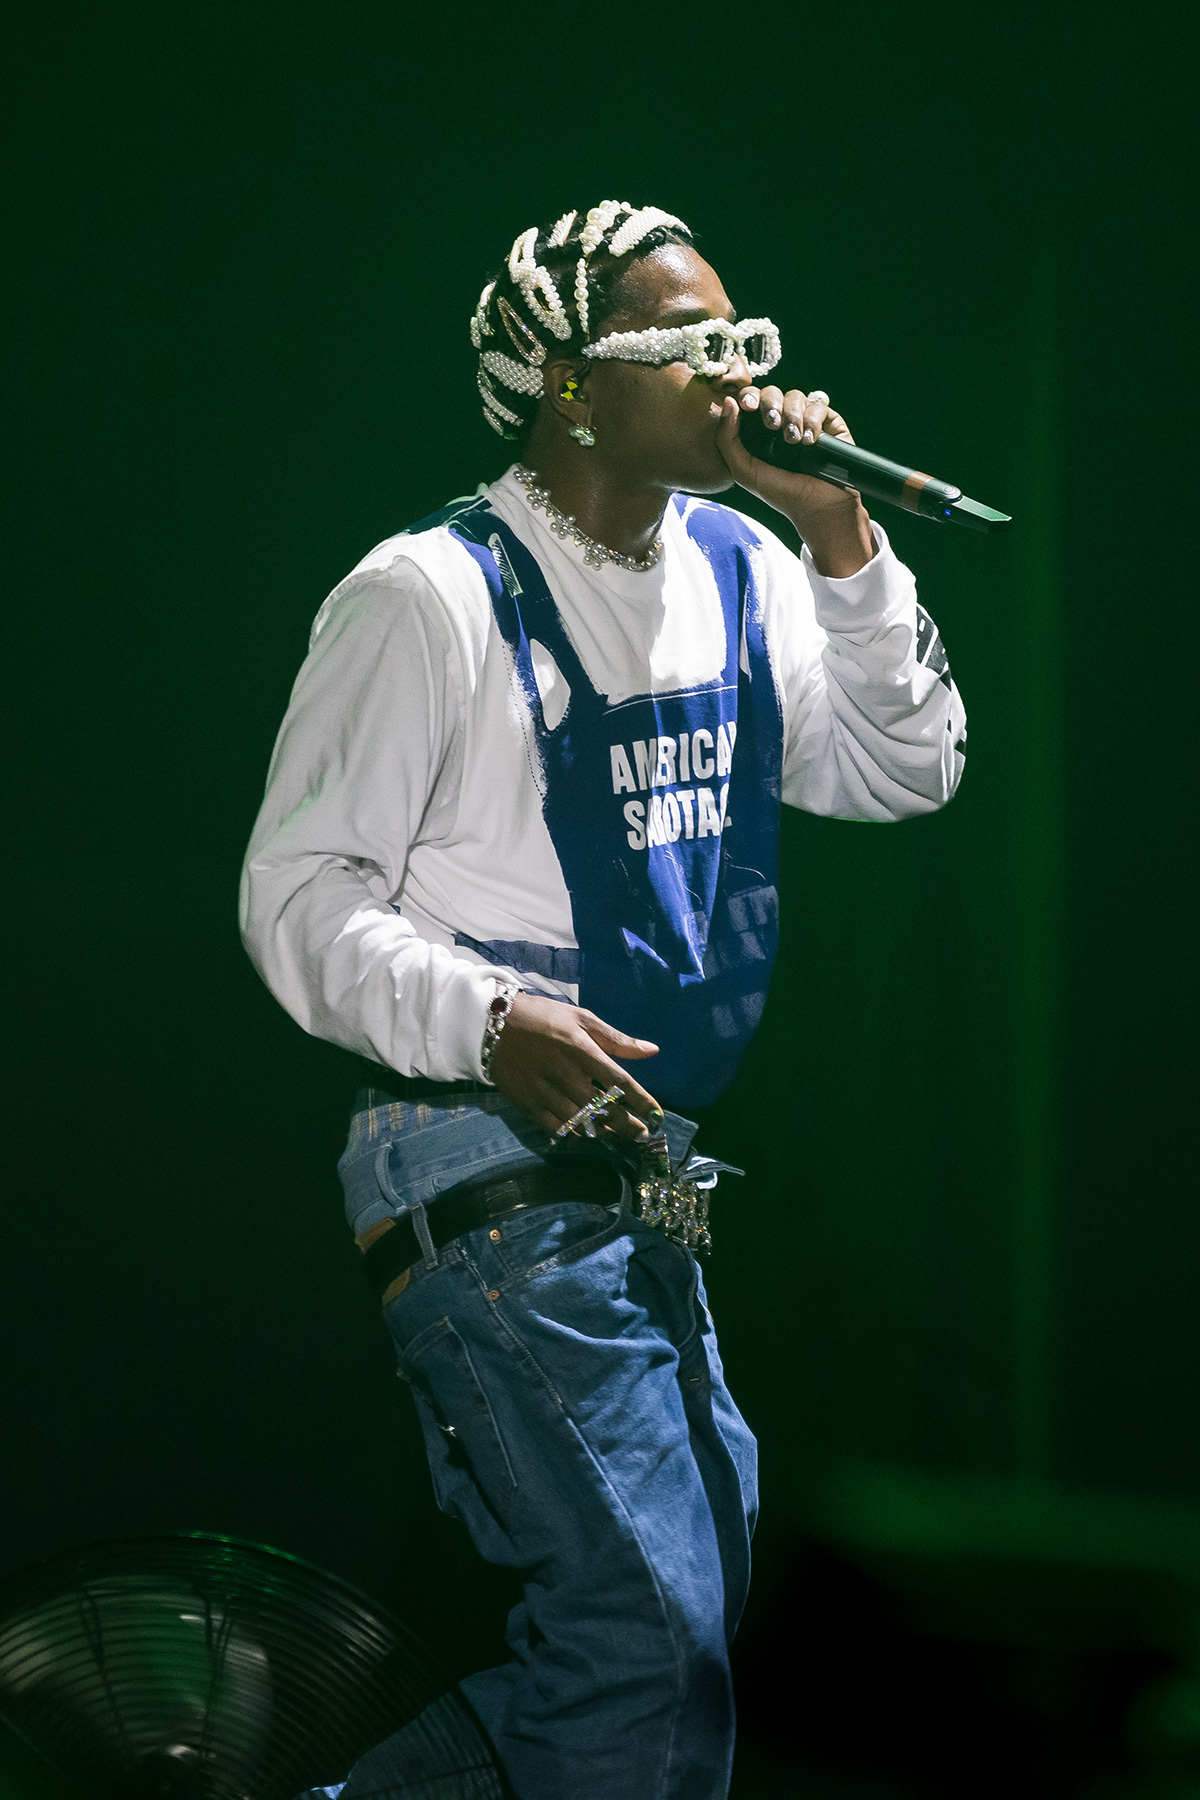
[355, 1058, 491, 1104]
[360, 1160, 623, 1302]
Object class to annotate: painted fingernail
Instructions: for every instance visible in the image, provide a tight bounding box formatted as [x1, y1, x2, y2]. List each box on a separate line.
[784, 423, 800, 443]
[741, 390, 759, 409]
[802, 427, 815, 443]
[766, 408, 781, 427]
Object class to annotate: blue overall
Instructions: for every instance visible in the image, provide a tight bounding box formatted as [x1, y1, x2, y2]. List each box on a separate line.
[448, 494, 785, 1111]
[336, 496, 779, 1800]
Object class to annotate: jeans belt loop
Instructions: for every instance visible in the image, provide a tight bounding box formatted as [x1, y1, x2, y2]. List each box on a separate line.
[374, 1140, 401, 1208]
[408, 1199, 438, 1269]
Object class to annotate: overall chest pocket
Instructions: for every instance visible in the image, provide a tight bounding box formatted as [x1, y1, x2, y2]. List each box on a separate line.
[397, 1316, 518, 1530]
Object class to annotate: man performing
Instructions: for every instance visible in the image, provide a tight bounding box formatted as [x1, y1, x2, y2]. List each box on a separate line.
[241, 200, 966, 1800]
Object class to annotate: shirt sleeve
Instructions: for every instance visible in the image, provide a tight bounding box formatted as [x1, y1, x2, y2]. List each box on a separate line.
[238, 561, 500, 1080]
[767, 522, 967, 819]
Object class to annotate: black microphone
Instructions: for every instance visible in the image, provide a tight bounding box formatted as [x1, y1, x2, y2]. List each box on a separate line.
[738, 408, 1012, 533]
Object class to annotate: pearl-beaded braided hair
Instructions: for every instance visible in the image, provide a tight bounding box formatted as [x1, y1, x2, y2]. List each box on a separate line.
[470, 201, 692, 439]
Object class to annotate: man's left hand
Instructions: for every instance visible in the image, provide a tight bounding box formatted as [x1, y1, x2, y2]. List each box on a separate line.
[713, 388, 876, 579]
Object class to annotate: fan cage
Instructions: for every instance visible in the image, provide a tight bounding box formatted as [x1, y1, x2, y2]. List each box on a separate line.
[0, 1533, 497, 1800]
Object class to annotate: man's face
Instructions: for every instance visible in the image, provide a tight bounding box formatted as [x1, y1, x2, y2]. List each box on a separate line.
[581, 244, 752, 495]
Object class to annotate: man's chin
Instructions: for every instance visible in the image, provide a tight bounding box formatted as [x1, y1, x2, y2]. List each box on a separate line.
[679, 473, 737, 497]
[672, 445, 738, 497]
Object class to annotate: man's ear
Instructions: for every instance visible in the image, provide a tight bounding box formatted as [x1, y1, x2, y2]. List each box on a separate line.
[545, 359, 591, 425]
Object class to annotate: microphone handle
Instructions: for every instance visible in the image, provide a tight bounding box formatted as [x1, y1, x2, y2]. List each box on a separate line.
[737, 408, 1012, 533]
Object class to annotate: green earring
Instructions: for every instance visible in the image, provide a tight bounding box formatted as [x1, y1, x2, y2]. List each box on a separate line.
[569, 423, 596, 447]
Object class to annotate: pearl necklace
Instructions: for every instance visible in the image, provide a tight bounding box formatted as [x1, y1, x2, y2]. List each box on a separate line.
[513, 466, 662, 573]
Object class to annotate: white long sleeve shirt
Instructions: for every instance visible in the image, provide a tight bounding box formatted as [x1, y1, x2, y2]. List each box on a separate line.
[240, 467, 965, 1095]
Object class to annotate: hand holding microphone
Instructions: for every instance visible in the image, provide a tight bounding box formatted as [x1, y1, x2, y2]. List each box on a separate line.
[713, 386, 877, 577]
[713, 384, 1011, 569]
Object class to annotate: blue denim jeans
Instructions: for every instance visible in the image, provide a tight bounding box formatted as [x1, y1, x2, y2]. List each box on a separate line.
[338, 1086, 708, 1237]
[339, 1193, 758, 1800]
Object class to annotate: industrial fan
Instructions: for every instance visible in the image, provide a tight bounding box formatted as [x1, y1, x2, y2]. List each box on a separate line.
[0, 1534, 503, 1799]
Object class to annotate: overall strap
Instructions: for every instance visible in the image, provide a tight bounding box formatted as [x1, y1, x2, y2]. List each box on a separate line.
[449, 502, 599, 717]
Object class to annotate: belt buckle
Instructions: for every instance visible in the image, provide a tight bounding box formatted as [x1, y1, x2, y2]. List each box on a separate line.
[633, 1138, 711, 1253]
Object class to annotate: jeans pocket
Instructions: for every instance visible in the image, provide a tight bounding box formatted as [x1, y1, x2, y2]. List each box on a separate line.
[398, 1316, 517, 1530]
[494, 1200, 622, 1284]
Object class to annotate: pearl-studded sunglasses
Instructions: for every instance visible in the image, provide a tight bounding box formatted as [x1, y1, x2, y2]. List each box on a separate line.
[582, 316, 782, 380]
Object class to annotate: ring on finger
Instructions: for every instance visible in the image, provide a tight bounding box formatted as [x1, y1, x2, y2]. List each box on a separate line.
[555, 1083, 625, 1139]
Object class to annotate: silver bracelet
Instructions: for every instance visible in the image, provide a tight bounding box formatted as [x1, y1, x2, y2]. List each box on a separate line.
[480, 980, 520, 1083]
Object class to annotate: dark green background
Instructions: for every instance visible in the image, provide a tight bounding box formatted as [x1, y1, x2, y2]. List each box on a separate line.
[3, 1, 1195, 1788]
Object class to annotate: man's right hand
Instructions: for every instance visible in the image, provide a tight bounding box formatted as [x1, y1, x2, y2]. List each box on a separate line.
[488, 994, 662, 1139]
